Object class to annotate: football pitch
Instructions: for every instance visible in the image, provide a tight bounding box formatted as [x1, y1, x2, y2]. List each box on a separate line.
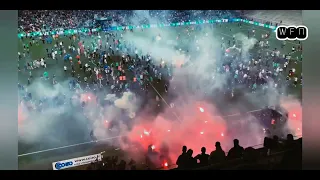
[18, 22, 302, 170]
[18, 23, 302, 99]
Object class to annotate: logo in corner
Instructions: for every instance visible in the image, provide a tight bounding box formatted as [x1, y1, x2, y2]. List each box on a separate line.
[276, 25, 308, 41]
[55, 161, 73, 170]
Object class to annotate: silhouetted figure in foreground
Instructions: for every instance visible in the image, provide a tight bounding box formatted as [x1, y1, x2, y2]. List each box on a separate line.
[128, 159, 137, 170]
[209, 142, 226, 165]
[243, 147, 258, 163]
[111, 156, 118, 169]
[146, 145, 160, 169]
[195, 147, 209, 167]
[271, 135, 281, 153]
[263, 136, 272, 148]
[284, 134, 295, 149]
[117, 160, 127, 170]
[227, 139, 244, 160]
[176, 146, 188, 169]
[185, 149, 197, 169]
[236, 147, 262, 170]
[280, 134, 302, 169]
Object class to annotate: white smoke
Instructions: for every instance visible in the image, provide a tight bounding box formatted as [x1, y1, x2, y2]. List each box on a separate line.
[114, 92, 138, 118]
[92, 91, 140, 139]
[19, 79, 89, 149]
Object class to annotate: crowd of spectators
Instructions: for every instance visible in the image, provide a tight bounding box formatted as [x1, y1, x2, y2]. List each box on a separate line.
[175, 134, 301, 170]
[85, 134, 301, 170]
[18, 10, 97, 32]
[18, 10, 239, 33]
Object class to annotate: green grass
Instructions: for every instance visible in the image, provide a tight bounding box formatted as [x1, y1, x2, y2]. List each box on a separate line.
[18, 24, 302, 99]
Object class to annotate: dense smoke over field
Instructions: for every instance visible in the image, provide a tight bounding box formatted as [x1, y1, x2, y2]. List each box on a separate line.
[18, 79, 140, 151]
[18, 10, 301, 168]
[18, 79, 91, 148]
[118, 11, 302, 164]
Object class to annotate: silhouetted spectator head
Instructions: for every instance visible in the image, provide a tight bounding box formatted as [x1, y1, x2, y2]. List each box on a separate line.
[273, 135, 279, 141]
[233, 139, 239, 146]
[285, 134, 295, 149]
[264, 137, 271, 148]
[187, 149, 193, 157]
[182, 146, 187, 153]
[201, 147, 206, 154]
[215, 141, 222, 149]
[287, 134, 294, 141]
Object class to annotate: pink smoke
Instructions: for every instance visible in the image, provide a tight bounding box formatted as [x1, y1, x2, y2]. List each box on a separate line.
[279, 96, 302, 137]
[119, 101, 232, 167]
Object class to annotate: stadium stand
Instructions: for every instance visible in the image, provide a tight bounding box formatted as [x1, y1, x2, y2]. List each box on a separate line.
[243, 10, 302, 26]
[18, 10, 239, 33]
